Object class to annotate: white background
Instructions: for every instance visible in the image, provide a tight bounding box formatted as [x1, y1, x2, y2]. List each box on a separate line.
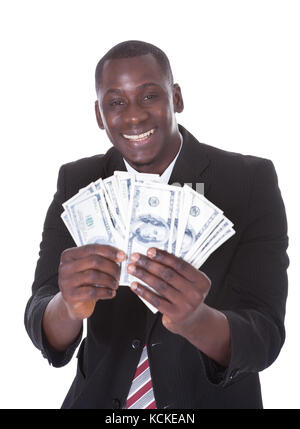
[0, 0, 299, 409]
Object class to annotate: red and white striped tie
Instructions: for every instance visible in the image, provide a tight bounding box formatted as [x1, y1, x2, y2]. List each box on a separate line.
[126, 345, 157, 409]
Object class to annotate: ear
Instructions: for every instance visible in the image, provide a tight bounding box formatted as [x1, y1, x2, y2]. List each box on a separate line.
[94, 100, 105, 129]
[173, 84, 184, 113]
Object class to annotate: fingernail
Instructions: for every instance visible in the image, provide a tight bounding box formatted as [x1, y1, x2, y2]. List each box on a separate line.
[130, 282, 138, 292]
[117, 250, 126, 261]
[127, 264, 135, 273]
[130, 253, 140, 262]
[147, 248, 156, 258]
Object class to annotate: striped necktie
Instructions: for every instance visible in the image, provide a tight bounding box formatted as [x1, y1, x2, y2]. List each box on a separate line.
[126, 345, 157, 409]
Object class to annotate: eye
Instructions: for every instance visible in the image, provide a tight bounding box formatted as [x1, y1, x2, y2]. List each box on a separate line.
[143, 94, 158, 101]
[109, 99, 125, 107]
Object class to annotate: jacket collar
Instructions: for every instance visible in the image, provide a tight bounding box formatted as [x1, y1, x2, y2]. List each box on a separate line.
[169, 125, 211, 195]
[101, 145, 126, 178]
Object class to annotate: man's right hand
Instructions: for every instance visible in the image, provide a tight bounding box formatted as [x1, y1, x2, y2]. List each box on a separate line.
[58, 244, 126, 320]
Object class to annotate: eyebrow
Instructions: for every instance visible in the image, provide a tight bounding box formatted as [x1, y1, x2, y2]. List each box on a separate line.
[104, 88, 122, 96]
[104, 82, 161, 97]
[137, 82, 161, 90]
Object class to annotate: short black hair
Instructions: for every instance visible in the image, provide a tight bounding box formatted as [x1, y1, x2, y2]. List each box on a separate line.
[95, 40, 174, 94]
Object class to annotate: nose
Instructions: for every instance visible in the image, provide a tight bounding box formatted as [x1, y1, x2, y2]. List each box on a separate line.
[123, 101, 149, 126]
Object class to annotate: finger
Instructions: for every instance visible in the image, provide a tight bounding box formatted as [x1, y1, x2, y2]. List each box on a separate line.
[127, 263, 181, 304]
[61, 254, 121, 281]
[63, 270, 119, 290]
[130, 253, 210, 304]
[130, 281, 173, 313]
[68, 285, 117, 302]
[146, 248, 198, 281]
[129, 253, 188, 293]
[61, 244, 126, 263]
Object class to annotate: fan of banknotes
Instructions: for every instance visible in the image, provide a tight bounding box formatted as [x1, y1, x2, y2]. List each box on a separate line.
[61, 171, 235, 292]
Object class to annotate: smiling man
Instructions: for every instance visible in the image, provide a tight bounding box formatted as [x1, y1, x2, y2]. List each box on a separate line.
[95, 51, 183, 174]
[25, 40, 289, 409]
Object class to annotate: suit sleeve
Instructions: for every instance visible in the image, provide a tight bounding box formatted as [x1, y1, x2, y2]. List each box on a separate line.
[24, 165, 82, 367]
[216, 158, 289, 386]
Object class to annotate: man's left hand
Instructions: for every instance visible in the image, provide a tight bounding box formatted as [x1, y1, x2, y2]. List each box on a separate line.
[127, 248, 211, 337]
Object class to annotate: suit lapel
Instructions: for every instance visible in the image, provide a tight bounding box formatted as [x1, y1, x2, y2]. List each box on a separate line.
[101, 146, 127, 179]
[169, 125, 212, 197]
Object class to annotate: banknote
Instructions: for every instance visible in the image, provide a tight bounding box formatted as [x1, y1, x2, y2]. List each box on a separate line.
[190, 218, 235, 268]
[113, 172, 134, 224]
[61, 170, 235, 312]
[113, 171, 160, 223]
[94, 177, 125, 240]
[103, 175, 127, 229]
[62, 183, 96, 244]
[68, 190, 119, 246]
[61, 210, 81, 246]
[170, 187, 184, 255]
[120, 181, 182, 285]
[178, 185, 224, 261]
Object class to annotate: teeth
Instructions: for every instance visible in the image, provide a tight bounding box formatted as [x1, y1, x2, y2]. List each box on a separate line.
[123, 129, 155, 141]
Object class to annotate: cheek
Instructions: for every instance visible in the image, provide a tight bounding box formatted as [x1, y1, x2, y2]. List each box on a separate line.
[156, 100, 175, 124]
[100, 116, 121, 146]
[110, 113, 123, 128]
[101, 108, 123, 131]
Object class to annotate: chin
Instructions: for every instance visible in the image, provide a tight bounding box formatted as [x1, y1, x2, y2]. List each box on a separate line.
[121, 146, 159, 167]
[127, 156, 156, 169]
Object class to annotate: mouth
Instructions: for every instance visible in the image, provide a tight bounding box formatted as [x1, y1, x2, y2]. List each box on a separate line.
[122, 128, 156, 145]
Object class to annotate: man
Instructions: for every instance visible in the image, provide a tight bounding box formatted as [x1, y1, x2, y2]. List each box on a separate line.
[25, 40, 289, 409]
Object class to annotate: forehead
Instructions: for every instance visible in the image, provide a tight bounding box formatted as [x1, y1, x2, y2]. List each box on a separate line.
[99, 54, 168, 95]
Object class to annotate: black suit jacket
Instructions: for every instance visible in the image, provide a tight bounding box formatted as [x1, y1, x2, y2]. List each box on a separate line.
[24, 125, 289, 409]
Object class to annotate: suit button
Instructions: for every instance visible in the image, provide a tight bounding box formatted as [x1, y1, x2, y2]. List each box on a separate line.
[112, 398, 121, 409]
[131, 339, 141, 350]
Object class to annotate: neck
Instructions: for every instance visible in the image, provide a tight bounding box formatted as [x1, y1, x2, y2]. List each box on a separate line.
[125, 132, 182, 175]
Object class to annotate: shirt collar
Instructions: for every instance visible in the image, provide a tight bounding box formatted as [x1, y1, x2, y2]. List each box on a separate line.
[123, 132, 183, 184]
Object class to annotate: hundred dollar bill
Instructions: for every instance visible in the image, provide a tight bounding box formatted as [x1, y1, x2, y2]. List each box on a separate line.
[120, 181, 181, 286]
[114, 171, 161, 222]
[103, 175, 127, 229]
[177, 185, 224, 260]
[169, 187, 183, 254]
[191, 218, 235, 268]
[63, 183, 96, 211]
[134, 172, 160, 182]
[174, 187, 193, 256]
[68, 190, 120, 247]
[61, 210, 81, 246]
[62, 183, 96, 244]
[60, 169, 235, 314]
[94, 177, 125, 240]
[113, 171, 135, 224]
[114, 170, 160, 183]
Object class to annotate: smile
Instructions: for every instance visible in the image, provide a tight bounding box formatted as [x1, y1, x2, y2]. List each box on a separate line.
[122, 128, 155, 142]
